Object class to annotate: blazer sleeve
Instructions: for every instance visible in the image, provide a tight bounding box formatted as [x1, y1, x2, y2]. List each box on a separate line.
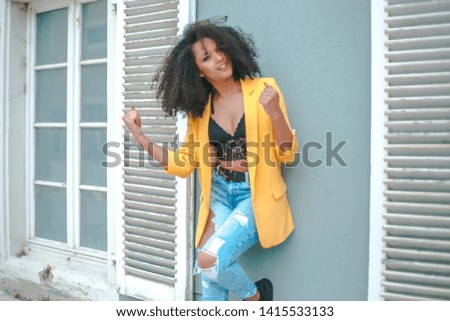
[270, 78, 299, 164]
[163, 115, 199, 178]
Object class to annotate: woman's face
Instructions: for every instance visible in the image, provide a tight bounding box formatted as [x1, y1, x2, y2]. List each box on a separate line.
[192, 37, 233, 83]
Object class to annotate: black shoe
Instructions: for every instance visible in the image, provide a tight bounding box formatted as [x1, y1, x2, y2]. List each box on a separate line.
[255, 278, 273, 301]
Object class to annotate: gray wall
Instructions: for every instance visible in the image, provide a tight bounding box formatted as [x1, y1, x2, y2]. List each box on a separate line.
[195, 0, 371, 300]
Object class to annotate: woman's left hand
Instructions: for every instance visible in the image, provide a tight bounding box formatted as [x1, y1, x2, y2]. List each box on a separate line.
[258, 82, 283, 120]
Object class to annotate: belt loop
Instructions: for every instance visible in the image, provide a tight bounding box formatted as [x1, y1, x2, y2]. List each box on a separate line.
[245, 172, 249, 183]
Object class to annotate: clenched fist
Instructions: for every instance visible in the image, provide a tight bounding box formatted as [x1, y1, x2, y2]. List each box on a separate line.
[122, 106, 143, 139]
[258, 82, 283, 120]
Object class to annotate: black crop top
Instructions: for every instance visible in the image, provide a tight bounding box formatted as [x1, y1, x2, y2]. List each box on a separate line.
[209, 114, 247, 161]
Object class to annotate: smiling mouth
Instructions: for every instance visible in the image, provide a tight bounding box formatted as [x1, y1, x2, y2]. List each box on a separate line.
[218, 63, 228, 70]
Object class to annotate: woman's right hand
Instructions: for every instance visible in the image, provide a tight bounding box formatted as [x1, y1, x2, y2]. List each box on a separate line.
[122, 106, 168, 168]
[122, 106, 143, 139]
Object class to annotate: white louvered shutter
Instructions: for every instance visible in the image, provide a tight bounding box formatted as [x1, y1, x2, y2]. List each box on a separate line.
[117, 0, 194, 300]
[382, 0, 450, 300]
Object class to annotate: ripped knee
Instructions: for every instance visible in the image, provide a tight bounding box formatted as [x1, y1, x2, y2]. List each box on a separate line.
[197, 251, 218, 280]
[197, 251, 217, 270]
[197, 236, 225, 280]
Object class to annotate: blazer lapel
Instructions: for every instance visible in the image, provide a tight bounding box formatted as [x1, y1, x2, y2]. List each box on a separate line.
[241, 78, 258, 195]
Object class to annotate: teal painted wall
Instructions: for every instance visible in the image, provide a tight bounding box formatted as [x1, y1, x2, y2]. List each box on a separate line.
[195, 0, 371, 300]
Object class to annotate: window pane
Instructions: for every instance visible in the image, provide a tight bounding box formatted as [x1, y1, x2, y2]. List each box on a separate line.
[35, 185, 67, 243]
[36, 8, 68, 65]
[81, 128, 106, 186]
[82, 0, 107, 60]
[36, 68, 67, 122]
[35, 128, 66, 183]
[81, 64, 107, 122]
[80, 190, 107, 251]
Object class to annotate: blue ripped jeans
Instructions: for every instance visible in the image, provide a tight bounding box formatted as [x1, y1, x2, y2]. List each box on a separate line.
[197, 169, 259, 301]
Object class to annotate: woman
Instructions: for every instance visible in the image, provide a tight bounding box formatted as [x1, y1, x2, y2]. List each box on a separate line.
[122, 19, 298, 301]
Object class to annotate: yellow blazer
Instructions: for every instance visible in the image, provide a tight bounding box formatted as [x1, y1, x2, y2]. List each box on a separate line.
[164, 77, 298, 248]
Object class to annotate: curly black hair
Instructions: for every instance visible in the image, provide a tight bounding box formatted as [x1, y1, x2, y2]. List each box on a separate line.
[153, 18, 261, 119]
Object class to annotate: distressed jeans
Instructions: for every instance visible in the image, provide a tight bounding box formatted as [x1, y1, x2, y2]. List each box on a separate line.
[197, 169, 259, 301]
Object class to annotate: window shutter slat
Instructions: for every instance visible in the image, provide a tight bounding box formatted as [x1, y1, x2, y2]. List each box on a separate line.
[384, 247, 450, 261]
[124, 265, 175, 285]
[386, 11, 450, 28]
[384, 271, 450, 287]
[386, 1, 450, 16]
[382, 0, 450, 301]
[386, 23, 450, 39]
[118, 0, 193, 300]
[386, 73, 450, 85]
[382, 281, 450, 298]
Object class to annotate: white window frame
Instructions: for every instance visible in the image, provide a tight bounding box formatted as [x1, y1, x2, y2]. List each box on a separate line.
[0, 0, 120, 299]
[1, 0, 196, 300]
[368, 0, 387, 301]
[26, 0, 111, 259]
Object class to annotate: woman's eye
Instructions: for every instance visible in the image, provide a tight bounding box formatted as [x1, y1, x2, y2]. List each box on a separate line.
[203, 55, 209, 61]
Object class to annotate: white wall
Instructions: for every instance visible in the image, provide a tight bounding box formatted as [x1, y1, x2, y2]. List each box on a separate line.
[6, 0, 28, 257]
[0, 0, 8, 262]
[0, 0, 29, 261]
